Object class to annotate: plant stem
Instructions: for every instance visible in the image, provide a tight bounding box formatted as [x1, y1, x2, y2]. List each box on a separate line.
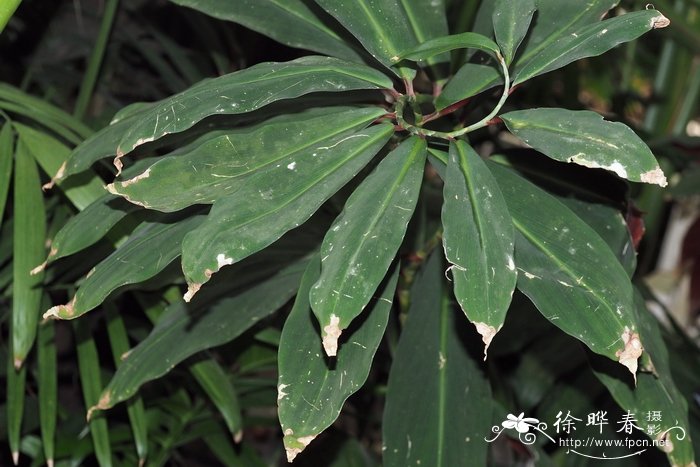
[396, 53, 510, 139]
[73, 0, 120, 120]
[0, 0, 21, 36]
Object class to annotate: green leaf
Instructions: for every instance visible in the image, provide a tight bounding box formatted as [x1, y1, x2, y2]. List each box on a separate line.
[559, 198, 636, 277]
[6, 339, 27, 466]
[113, 56, 393, 163]
[190, 358, 243, 442]
[92, 258, 308, 414]
[170, 0, 363, 61]
[513, 9, 670, 84]
[105, 305, 148, 465]
[45, 213, 204, 320]
[315, 0, 448, 78]
[279, 257, 398, 462]
[13, 139, 46, 367]
[107, 107, 386, 212]
[492, 0, 536, 65]
[434, 63, 502, 111]
[310, 136, 425, 356]
[590, 291, 696, 467]
[13, 123, 105, 210]
[501, 108, 667, 186]
[0, 123, 13, 230]
[398, 32, 500, 62]
[62, 103, 154, 180]
[488, 162, 642, 379]
[44, 194, 138, 265]
[442, 141, 515, 355]
[382, 251, 492, 467]
[37, 320, 57, 467]
[181, 122, 393, 299]
[74, 320, 112, 467]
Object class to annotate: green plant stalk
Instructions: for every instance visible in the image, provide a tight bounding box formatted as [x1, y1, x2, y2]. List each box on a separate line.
[396, 52, 509, 138]
[73, 0, 119, 120]
[0, 0, 21, 35]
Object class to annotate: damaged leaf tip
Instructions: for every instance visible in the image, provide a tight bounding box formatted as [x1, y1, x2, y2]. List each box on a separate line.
[183, 282, 201, 303]
[87, 390, 112, 421]
[474, 322, 500, 360]
[284, 434, 317, 463]
[616, 328, 643, 383]
[322, 314, 342, 357]
[640, 167, 668, 187]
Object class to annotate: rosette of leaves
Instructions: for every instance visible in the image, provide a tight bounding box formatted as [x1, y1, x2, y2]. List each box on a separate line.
[38, 0, 695, 465]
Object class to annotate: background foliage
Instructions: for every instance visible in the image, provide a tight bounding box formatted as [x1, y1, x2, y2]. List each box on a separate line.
[0, 0, 699, 466]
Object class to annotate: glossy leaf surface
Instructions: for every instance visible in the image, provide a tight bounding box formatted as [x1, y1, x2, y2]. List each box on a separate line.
[278, 257, 398, 461]
[181, 122, 393, 298]
[310, 136, 425, 356]
[488, 162, 641, 377]
[108, 107, 385, 212]
[501, 108, 667, 186]
[442, 141, 515, 354]
[383, 252, 492, 467]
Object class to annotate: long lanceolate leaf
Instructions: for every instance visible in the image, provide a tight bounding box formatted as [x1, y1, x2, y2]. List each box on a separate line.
[279, 257, 398, 462]
[488, 163, 642, 379]
[0, 124, 13, 229]
[91, 258, 308, 415]
[107, 107, 386, 212]
[7, 339, 27, 465]
[513, 9, 670, 85]
[190, 358, 243, 442]
[115, 57, 391, 171]
[315, 0, 448, 78]
[74, 321, 112, 467]
[310, 136, 425, 356]
[441, 141, 515, 356]
[170, 0, 364, 62]
[37, 321, 57, 467]
[61, 57, 392, 178]
[45, 214, 204, 320]
[13, 140, 46, 368]
[382, 252, 492, 467]
[501, 108, 668, 186]
[181, 122, 394, 301]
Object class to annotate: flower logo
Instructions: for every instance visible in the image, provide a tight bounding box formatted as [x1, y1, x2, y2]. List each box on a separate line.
[502, 412, 540, 434]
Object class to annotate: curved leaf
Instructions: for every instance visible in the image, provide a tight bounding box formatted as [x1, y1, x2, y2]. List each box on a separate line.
[278, 257, 398, 462]
[14, 123, 105, 210]
[114, 56, 393, 162]
[310, 136, 425, 356]
[492, 0, 536, 65]
[315, 0, 448, 77]
[13, 140, 46, 367]
[107, 107, 386, 212]
[45, 194, 138, 265]
[190, 358, 243, 442]
[513, 9, 669, 85]
[0, 124, 13, 229]
[91, 258, 308, 414]
[170, 0, 363, 61]
[442, 141, 515, 355]
[488, 162, 641, 379]
[399, 32, 500, 62]
[501, 108, 667, 186]
[181, 122, 394, 300]
[382, 251, 492, 467]
[434, 63, 502, 111]
[45, 214, 204, 320]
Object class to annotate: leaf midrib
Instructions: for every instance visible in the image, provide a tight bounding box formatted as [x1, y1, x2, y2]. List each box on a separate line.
[328, 139, 424, 315]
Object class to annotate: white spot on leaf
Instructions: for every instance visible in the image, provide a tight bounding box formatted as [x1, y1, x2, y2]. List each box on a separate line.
[615, 327, 643, 384]
[322, 314, 342, 357]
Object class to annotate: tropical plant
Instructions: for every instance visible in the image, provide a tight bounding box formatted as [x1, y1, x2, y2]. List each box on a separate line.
[2, 0, 699, 466]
